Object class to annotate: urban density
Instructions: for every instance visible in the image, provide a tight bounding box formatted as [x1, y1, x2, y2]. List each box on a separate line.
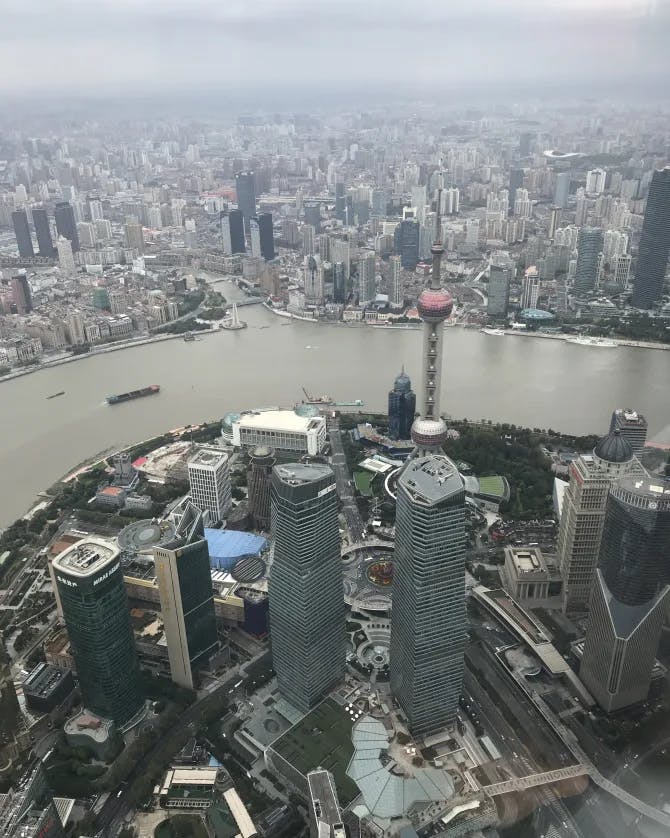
[1, 47, 670, 838]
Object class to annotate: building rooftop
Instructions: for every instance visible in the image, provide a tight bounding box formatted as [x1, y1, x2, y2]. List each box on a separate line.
[274, 462, 333, 486]
[506, 546, 560, 577]
[205, 528, 268, 571]
[188, 446, 229, 468]
[308, 770, 343, 830]
[594, 429, 633, 464]
[237, 409, 325, 433]
[22, 663, 70, 698]
[399, 454, 463, 505]
[52, 537, 118, 577]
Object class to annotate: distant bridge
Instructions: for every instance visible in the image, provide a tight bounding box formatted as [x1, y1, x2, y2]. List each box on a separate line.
[482, 765, 589, 796]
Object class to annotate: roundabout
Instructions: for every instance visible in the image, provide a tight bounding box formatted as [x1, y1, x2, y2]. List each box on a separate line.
[342, 545, 394, 614]
[117, 518, 176, 554]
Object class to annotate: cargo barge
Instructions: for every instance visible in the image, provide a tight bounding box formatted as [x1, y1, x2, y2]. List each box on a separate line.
[106, 384, 160, 405]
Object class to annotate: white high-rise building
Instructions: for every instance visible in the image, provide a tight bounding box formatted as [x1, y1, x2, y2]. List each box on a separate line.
[442, 187, 460, 215]
[613, 253, 632, 287]
[520, 266, 540, 309]
[95, 218, 112, 240]
[602, 229, 629, 263]
[411, 185, 427, 224]
[88, 199, 103, 221]
[56, 235, 76, 272]
[250, 217, 262, 259]
[465, 218, 480, 246]
[187, 446, 232, 523]
[357, 251, 376, 305]
[389, 254, 404, 309]
[513, 188, 532, 219]
[66, 310, 86, 345]
[586, 168, 606, 195]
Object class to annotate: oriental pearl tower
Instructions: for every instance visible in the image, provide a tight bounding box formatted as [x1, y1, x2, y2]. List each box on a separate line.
[410, 169, 453, 456]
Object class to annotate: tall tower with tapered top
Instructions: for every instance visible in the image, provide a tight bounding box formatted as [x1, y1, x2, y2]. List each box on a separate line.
[410, 169, 454, 455]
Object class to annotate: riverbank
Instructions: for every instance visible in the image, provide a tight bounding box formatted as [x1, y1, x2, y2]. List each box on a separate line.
[489, 329, 670, 351]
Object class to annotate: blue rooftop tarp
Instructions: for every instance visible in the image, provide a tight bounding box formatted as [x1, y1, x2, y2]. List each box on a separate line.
[205, 528, 268, 571]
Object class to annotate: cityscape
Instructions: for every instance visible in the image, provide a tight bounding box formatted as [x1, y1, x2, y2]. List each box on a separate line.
[1, 9, 670, 837]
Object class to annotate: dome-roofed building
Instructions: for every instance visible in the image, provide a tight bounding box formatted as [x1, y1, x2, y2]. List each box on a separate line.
[594, 428, 633, 465]
[294, 403, 321, 419]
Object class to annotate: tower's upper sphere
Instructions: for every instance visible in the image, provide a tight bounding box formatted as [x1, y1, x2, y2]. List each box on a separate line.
[410, 417, 448, 449]
[417, 287, 453, 322]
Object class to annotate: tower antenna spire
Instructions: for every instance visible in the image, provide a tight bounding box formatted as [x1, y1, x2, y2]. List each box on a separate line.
[431, 160, 445, 290]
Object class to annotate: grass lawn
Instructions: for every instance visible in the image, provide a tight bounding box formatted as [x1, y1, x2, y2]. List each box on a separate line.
[477, 475, 507, 499]
[272, 698, 359, 805]
[353, 470, 374, 496]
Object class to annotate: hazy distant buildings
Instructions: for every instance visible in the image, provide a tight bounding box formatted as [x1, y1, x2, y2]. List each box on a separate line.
[557, 430, 635, 613]
[154, 504, 218, 690]
[11, 209, 34, 258]
[235, 171, 257, 234]
[269, 463, 345, 712]
[123, 216, 144, 253]
[609, 409, 648, 452]
[390, 455, 466, 736]
[585, 168, 606, 195]
[508, 168, 524, 214]
[54, 201, 80, 251]
[32, 207, 55, 257]
[388, 369, 416, 440]
[53, 537, 143, 726]
[187, 447, 232, 524]
[221, 209, 245, 255]
[632, 167, 670, 309]
[574, 227, 603, 295]
[580, 476, 670, 712]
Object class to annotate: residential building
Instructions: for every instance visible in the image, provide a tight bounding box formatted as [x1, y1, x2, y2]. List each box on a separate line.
[554, 172, 571, 209]
[269, 463, 345, 712]
[357, 251, 376, 305]
[389, 254, 403, 309]
[585, 168, 607, 195]
[580, 477, 670, 712]
[53, 537, 143, 726]
[390, 455, 466, 736]
[154, 504, 218, 690]
[187, 447, 232, 523]
[632, 167, 670, 308]
[56, 237, 76, 273]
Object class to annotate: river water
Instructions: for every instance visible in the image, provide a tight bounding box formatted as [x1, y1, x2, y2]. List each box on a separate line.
[0, 279, 668, 527]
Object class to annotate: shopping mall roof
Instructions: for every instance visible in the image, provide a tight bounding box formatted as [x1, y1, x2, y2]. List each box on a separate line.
[519, 308, 555, 321]
[236, 409, 325, 433]
[205, 528, 268, 571]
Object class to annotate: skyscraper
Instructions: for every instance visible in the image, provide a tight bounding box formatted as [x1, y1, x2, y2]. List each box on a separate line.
[235, 171, 257, 235]
[123, 216, 144, 253]
[11, 209, 34, 258]
[609, 409, 648, 452]
[221, 209, 245, 255]
[389, 254, 404, 309]
[574, 227, 603, 295]
[54, 201, 80, 251]
[580, 476, 670, 712]
[394, 218, 420, 270]
[303, 202, 321, 233]
[557, 430, 635, 613]
[357, 251, 376, 305]
[32, 207, 55, 257]
[188, 447, 232, 524]
[554, 172, 571, 209]
[250, 213, 275, 261]
[53, 537, 143, 725]
[335, 182, 346, 222]
[247, 446, 276, 531]
[269, 463, 345, 712]
[332, 261, 346, 304]
[388, 370, 416, 440]
[390, 455, 466, 736]
[508, 168, 524, 214]
[154, 504, 218, 690]
[520, 266, 540, 310]
[632, 167, 670, 309]
[487, 259, 513, 317]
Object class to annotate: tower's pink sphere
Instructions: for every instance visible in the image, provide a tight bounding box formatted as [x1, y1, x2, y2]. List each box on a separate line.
[417, 288, 453, 322]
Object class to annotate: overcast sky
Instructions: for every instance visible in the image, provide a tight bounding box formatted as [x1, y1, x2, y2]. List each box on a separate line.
[1, 0, 667, 97]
